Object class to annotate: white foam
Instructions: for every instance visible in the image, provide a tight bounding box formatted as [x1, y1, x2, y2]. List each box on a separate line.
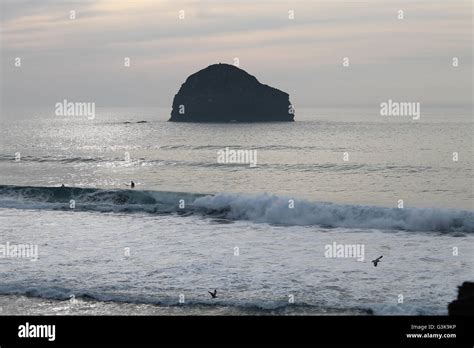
[193, 193, 474, 233]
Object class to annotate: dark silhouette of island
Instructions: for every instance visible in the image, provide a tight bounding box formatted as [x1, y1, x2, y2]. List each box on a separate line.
[169, 63, 295, 122]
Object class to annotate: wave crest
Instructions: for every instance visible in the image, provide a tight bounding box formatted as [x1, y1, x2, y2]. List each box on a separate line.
[0, 185, 472, 233]
[194, 193, 473, 233]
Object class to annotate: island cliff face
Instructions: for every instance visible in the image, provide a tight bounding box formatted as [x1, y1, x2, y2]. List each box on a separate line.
[169, 63, 294, 122]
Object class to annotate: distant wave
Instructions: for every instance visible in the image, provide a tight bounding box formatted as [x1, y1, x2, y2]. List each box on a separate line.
[0, 154, 100, 164]
[0, 154, 445, 174]
[0, 185, 472, 233]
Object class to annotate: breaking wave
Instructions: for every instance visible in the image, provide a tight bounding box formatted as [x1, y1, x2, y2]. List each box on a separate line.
[0, 185, 472, 233]
[0, 286, 374, 315]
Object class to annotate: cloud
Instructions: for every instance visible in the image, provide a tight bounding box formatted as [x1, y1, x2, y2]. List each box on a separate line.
[1, 0, 471, 107]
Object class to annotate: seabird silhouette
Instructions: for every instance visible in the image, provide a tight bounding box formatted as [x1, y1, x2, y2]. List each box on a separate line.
[208, 289, 217, 298]
[372, 255, 383, 267]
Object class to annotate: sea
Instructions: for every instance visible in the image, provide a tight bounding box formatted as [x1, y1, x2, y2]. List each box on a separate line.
[0, 106, 472, 315]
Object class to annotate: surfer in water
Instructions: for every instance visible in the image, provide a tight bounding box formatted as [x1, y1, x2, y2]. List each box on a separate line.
[124, 181, 135, 188]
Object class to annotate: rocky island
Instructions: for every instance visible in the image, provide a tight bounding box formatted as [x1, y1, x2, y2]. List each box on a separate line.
[169, 63, 294, 122]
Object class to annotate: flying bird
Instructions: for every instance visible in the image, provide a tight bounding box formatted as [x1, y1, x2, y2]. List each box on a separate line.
[208, 289, 217, 298]
[372, 255, 383, 267]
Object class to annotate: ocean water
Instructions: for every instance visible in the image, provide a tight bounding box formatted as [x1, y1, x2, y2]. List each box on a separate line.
[0, 106, 472, 315]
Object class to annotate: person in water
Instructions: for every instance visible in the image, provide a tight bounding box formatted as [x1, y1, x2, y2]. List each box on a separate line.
[130, 181, 135, 188]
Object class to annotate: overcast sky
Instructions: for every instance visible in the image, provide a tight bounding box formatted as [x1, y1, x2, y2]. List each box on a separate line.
[1, 0, 472, 108]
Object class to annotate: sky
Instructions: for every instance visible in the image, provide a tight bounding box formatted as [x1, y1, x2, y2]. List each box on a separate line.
[0, 0, 472, 108]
